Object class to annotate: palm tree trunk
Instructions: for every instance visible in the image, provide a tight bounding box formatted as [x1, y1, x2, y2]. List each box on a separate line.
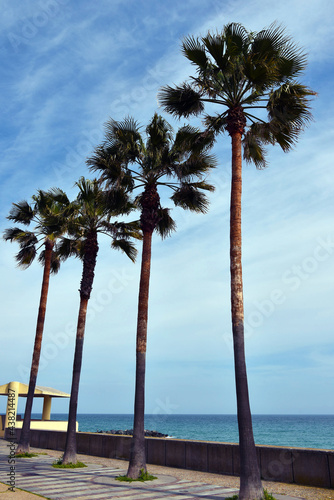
[230, 131, 263, 500]
[16, 239, 54, 454]
[127, 229, 152, 479]
[62, 230, 98, 465]
[62, 296, 88, 464]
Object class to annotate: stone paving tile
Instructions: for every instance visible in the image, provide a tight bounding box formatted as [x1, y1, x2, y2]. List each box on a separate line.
[0, 451, 237, 500]
[0, 439, 306, 500]
[78, 494, 124, 500]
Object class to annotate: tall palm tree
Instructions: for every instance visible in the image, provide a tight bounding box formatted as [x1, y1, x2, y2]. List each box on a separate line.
[58, 177, 139, 465]
[159, 23, 316, 499]
[88, 113, 216, 478]
[3, 189, 71, 454]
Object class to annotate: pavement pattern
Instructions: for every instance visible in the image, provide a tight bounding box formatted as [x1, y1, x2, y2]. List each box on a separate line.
[0, 439, 305, 500]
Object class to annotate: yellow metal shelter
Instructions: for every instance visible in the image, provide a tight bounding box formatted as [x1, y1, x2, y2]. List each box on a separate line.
[0, 381, 76, 437]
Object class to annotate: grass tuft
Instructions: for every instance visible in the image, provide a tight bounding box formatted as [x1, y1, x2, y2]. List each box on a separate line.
[15, 452, 39, 458]
[263, 491, 276, 500]
[52, 457, 87, 468]
[116, 468, 157, 482]
[225, 491, 276, 500]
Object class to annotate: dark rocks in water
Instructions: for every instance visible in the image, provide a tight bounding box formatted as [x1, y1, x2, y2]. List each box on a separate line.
[144, 429, 169, 438]
[96, 429, 168, 438]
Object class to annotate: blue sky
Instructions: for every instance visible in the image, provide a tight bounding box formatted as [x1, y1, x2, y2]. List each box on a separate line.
[0, 0, 333, 417]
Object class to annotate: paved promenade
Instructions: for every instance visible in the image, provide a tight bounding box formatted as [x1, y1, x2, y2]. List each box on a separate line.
[0, 439, 307, 500]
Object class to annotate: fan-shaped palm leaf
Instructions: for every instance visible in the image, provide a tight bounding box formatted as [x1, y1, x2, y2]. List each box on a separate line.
[155, 207, 176, 239]
[182, 35, 209, 70]
[111, 238, 137, 262]
[7, 201, 34, 225]
[171, 183, 210, 213]
[158, 84, 204, 118]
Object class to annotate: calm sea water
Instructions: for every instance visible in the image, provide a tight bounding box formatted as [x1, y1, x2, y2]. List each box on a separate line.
[39, 414, 334, 450]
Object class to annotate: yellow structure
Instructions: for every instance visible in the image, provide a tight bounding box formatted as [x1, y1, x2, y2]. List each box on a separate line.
[0, 381, 78, 437]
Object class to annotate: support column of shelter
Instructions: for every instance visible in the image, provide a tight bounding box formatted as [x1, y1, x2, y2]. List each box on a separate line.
[42, 395, 51, 420]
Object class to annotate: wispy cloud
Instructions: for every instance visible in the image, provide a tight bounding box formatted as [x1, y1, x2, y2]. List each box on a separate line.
[0, 0, 333, 415]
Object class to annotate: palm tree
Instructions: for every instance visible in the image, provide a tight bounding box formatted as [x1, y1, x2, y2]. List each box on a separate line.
[158, 23, 316, 499]
[58, 177, 139, 465]
[3, 189, 71, 454]
[88, 113, 216, 478]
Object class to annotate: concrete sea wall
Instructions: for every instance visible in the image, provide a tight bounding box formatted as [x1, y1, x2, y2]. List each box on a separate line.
[10, 429, 334, 489]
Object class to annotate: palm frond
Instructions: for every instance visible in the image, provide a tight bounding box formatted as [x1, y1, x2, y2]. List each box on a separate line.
[47, 187, 70, 206]
[267, 120, 300, 152]
[7, 201, 34, 225]
[56, 237, 82, 261]
[182, 35, 209, 70]
[174, 124, 216, 154]
[103, 188, 134, 217]
[251, 22, 286, 59]
[4, 227, 39, 268]
[158, 84, 204, 118]
[106, 116, 141, 138]
[171, 183, 210, 213]
[88, 145, 135, 192]
[243, 130, 268, 169]
[253, 22, 307, 79]
[115, 220, 142, 240]
[223, 22, 249, 57]
[40, 212, 69, 239]
[3, 227, 38, 246]
[75, 177, 98, 203]
[32, 190, 50, 213]
[50, 254, 61, 274]
[201, 32, 226, 69]
[268, 82, 316, 128]
[104, 116, 144, 162]
[204, 113, 228, 135]
[174, 152, 217, 181]
[87, 143, 112, 172]
[111, 238, 137, 263]
[189, 180, 215, 192]
[146, 113, 173, 149]
[155, 207, 176, 239]
[15, 245, 37, 268]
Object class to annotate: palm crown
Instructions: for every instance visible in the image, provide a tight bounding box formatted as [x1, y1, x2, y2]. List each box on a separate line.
[57, 177, 139, 268]
[3, 188, 71, 272]
[87, 113, 216, 235]
[158, 22, 316, 167]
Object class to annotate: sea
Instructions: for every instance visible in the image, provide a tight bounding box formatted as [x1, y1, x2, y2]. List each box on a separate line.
[34, 414, 334, 450]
